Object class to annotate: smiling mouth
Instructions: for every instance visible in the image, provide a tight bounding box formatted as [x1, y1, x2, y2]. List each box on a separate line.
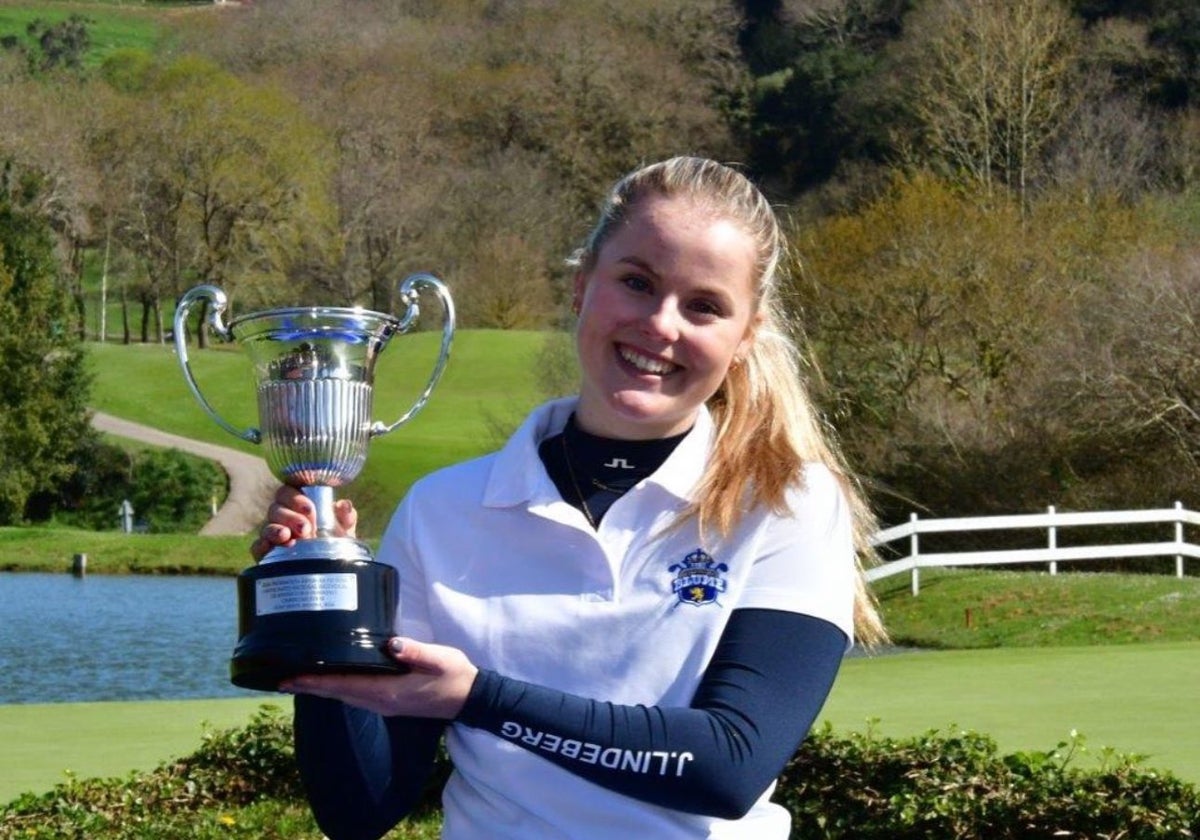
[618, 345, 679, 376]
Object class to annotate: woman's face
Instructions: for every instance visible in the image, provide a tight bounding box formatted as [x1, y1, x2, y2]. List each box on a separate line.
[573, 194, 760, 440]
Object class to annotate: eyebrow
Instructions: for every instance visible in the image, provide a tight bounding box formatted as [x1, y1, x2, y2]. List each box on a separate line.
[616, 255, 657, 277]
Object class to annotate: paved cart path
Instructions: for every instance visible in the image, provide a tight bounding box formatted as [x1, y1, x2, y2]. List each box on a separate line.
[91, 411, 278, 535]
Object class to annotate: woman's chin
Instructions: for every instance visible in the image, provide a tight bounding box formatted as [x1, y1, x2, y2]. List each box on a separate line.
[592, 395, 696, 439]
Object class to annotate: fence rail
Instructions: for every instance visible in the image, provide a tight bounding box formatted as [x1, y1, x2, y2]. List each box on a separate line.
[866, 502, 1200, 595]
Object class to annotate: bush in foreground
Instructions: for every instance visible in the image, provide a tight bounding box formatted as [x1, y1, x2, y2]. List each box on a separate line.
[2, 707, 1197, 839]
[782, 724, 1200, 838]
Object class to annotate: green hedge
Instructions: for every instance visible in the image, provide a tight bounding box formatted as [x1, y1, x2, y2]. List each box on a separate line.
[782, 724, 1200, 838]
[3, 708, 1197, 839]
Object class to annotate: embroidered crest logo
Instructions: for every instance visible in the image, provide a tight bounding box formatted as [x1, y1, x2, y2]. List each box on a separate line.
[669, 549, 728, 607]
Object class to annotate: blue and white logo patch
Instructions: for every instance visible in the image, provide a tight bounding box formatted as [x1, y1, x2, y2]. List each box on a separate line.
[669, 549, 728, 607]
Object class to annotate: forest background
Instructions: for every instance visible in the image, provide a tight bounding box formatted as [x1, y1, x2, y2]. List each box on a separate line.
[4, 0, 1200, 531]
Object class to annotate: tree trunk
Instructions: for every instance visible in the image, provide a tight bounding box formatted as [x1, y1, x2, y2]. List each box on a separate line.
[99, 228, 111, 343]
[153, 296, 164, 344]
[121, 282, 130, 345]
[69, 238, 86, 341]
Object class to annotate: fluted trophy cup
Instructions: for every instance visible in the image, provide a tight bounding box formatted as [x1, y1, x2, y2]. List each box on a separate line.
[173, 274, 454, 691]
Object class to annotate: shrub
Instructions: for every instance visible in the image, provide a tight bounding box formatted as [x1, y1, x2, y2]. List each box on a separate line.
[44, 441, 224, 532]
[780, 723, 1200, 839]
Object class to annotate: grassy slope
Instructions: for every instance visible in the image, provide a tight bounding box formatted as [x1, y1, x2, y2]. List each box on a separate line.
[0, 331, 549, 799]
[874, 566, 1200, 647]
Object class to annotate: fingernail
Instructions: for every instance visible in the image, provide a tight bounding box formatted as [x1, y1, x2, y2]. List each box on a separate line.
[388, 638, 404, 654]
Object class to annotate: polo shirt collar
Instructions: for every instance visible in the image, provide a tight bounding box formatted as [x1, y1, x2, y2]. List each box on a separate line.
[482, 398, 714, 509]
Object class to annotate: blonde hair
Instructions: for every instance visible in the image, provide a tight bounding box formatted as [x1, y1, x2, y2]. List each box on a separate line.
[573, 157, 886, 647]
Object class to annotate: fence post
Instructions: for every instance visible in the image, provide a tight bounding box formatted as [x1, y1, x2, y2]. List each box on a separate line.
[1176, 500, 1185, 579]
[1048, 505, 1057, 575]
[910, 512, 920, 596]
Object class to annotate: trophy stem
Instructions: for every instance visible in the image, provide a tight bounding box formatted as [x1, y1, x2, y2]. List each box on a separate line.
[301, 486, 339, 538]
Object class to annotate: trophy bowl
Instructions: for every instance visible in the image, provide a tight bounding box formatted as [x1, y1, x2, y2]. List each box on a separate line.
[173, 274, 454, 691]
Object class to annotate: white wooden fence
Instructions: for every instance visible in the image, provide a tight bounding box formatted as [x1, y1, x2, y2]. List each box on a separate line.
[866, 503, 1200, 595]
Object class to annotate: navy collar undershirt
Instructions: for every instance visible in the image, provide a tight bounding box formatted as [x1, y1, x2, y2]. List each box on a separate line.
[537, 413, 690, 528]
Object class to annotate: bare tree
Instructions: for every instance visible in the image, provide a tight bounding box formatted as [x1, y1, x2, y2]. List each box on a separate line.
[0, 64, 100, 337]
[896, 0, 1081, 206]
[1047, 81, 1161, 202]
[1065, 248, 1200, 471]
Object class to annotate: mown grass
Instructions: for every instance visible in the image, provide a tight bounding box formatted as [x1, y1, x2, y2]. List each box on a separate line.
[0, 527, 252, 574]
[0, 697, 267, 804]
[823, 641, 1200, 785]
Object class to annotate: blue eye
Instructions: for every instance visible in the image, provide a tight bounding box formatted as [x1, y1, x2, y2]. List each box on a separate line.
[622, 275, 651, 293]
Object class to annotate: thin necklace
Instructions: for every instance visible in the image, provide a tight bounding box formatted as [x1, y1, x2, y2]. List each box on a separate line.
[560, 433, 598, 528]
[591, 475, 632, 493]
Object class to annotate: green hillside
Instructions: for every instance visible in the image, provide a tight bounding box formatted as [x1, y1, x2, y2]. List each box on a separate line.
[0, 1, 174, 67]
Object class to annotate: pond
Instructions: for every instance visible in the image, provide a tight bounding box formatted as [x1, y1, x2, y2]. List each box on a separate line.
[0, 572, 258, 704]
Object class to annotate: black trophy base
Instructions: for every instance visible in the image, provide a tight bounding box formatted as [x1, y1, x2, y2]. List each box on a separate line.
[231, 549, 405, 692]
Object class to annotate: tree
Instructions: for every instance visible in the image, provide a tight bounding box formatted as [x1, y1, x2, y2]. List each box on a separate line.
[738, 0, 908, 195]
[27, 15, 91, 74]
[789, 171, 1168, 519]
[1048, 243, 1200, 508]
[93, 53, 335, 342]
[178, 0, 741, 326]
[895, 0, 1081, 205]
[0, 60, 102, 339]
[0, 173, 95, 524]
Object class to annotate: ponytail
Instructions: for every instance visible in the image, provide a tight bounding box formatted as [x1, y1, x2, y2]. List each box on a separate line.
[696, 308, 888, 648]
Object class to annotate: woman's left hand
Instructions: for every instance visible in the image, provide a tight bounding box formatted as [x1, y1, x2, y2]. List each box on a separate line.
[279, 637, 479, 719]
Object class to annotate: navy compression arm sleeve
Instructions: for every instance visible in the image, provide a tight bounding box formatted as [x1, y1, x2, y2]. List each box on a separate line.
[292, 695, 444, 840]
[456, 608, 847, 819]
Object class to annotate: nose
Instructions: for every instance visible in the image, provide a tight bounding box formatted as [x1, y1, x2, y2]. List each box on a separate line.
[642, 297, 682, 342]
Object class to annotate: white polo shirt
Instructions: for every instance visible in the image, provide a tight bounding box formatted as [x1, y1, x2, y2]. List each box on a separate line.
[378, 397, 856, 839]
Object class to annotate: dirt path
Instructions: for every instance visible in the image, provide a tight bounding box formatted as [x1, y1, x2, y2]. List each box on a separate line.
[90, 412, 278, 536]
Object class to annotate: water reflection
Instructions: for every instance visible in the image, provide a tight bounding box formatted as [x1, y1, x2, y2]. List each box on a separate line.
[0, 573, 258, 704]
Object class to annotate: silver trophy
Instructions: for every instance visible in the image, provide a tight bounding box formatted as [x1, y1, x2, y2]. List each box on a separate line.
[173, 274, 454, 691]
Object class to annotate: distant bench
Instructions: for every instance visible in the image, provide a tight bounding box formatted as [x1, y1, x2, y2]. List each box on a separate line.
[867, 503, 1200, 595]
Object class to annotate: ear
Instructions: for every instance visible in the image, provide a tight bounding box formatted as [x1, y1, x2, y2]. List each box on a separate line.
[733, 311, 763, 364]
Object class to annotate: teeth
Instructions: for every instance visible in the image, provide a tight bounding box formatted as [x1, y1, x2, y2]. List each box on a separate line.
[620, 346, 676, 375]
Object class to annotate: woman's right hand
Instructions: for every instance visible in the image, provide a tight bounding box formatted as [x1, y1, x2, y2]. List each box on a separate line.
[249, 486, 358, 561]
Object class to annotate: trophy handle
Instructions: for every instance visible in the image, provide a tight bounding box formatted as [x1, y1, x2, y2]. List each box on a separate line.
[173, 285, 263, 445]
[371, 273, 456, 437]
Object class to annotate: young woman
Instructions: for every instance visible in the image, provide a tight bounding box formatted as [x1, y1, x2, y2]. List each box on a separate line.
[253, 156, 886, 839]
